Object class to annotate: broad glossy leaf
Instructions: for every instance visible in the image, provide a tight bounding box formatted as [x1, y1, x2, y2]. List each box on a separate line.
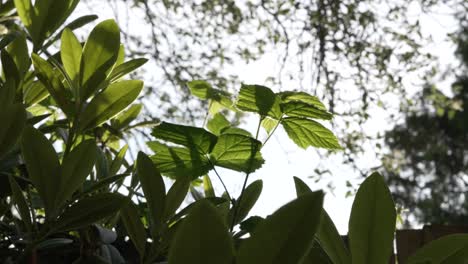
[148, 141, 212, 179]
[237, 191, 324, 264]
[137, 152, 166, 233]
[348, 172, 396, 264]
[108, 58, 148, 82]
[24, 80, 48, 106]
[57, 140, 97, 208]
[6, 34, 29, 77]
[407, 234, 468, 264]
[80, 19, 120, 99]
[293, 176, 350, 264]
[54, 193, 126, 232]
[0, 77, 16, 107]
[210, 134, 264, 173]
[2, 50, 20, 84]
[0, 104, 26, 159]
[13, 0, 33, 39]
[278, 91, 326, 110]
[61, 28, 82, 86]
[33, 0, 79, 47]
[281, 101, 332, 120]
[207, 113, 230, 135]
[42, 15, 98, 50]
[21, 126, 60, 215]
[168, 200, 234, 264]
[236, 84, 282, 119]
[187, 80, 233, 108]
[31, 54, 73, 116]
[120, 201, 146, 258]
[78, 80, 143, 131]
[111, 104, 142, 130]
[152, 122, 217, 153]
[281, 117, 341, 149]
[109, 145, 128, 175]
[8, 175, 32, 231]
[164, 177, 190, 219]
[229, 180, 262, 225]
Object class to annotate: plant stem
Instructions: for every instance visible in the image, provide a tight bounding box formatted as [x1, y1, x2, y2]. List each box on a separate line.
[263, 116, 283, 146]
[230, 117, 263, 231]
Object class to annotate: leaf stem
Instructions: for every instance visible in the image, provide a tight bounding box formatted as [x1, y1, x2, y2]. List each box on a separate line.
[263, 116, 283, 146]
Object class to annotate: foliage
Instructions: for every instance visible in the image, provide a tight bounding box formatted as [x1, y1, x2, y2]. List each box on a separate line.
[383, 24, 468, 225]
[0, 0, 467, 263]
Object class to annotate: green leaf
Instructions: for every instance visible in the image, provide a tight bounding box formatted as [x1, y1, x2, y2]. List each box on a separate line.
[31, 53, 74, 116]
[187, 80, 233, 108]
[316, 211, 350, 264]
[152, 122, 217, 153]
[229, 180, 262, 225]
[281, 117, 341, 149]
[278, 91, 327, 110]
[33, 0, 79, 47]
[108, 58, 148, 82]
[137, 152, 166, 234]
[78, 80, 143, 131]
[42, 15, 98, 50]
[280, 101, 332, 120]
[109, 145, 128, 176]
[292, 177, 350, 264]
[61, 28, 82, 87]
[111, 104, 142, 130]
[24, 80, 48, 106]
[293, 176, 313, 196]
[0, 104, 26, 159]
[203, 175, 215, 198]
[0, 77, 16, 107]
[164, 177, 190, 219]
[407, 234, 468, 264]
[80, 19, 121, 100]
[13, 0, 33, 40]
[261, 117, 279, 135]
[148, 141, 212, 179]
[210, 134, 264, 173]
[236, 84, 282, 119]
[8, 175, 32, 231]
[21, 126, 60, 216]
[168, 200, 234, 264]
[120, 201, 146, 258]
[6, 33, 30, 77]
[2, 50, 20, 85]
[54, 193, 126, 232]
[220, 126, 253, 137]
[207, 113, 230, 135]
[237, 191, 324, 264]
[348, 172, 396, 264]
[57, 140, 97, 208]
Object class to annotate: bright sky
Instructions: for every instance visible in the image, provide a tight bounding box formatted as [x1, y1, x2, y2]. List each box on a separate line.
[74, 0, 459, 234]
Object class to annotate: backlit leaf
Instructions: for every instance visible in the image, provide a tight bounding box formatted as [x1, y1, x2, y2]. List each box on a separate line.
[78, 80, 143, 131]
[236, 84, 282, 119]
[210, 134, 264, 173]
[148, 141, 212, 179]
[80, 19, 120, 100]
[281, 117, 341, 149]
[152, 122, 217, 153]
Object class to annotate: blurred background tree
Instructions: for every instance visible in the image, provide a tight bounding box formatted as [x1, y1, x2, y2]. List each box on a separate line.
[383, 14, 468, 225]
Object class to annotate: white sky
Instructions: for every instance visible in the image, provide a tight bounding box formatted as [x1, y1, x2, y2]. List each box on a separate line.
[73, 0, 460, 234]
